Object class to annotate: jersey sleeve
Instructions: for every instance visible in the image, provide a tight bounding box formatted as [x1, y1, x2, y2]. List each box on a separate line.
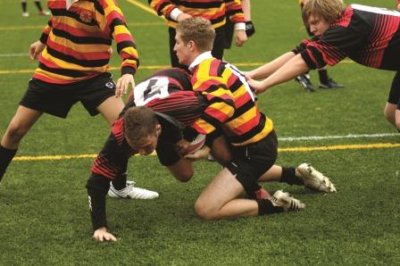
[191, 76, 235, 135]
[225, 0, 245, 24]
[148, 0, 176, 18]
[298, 26, 364, 69]
[39, 19, 52, 44]
[96, 0, 139, 76]
[87, 118, 133, 231]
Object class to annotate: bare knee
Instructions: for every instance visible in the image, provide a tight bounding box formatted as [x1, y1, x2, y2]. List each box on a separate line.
[194, 199, 219, 220]
[4, 122, 29, 145]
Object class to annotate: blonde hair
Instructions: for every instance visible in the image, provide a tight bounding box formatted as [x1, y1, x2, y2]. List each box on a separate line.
[176, 17, 215, 52]
[123, 107, 158, 148]
[303, 0, 344, 24]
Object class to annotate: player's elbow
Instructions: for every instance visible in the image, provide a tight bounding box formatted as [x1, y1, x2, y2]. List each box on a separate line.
[174, 172, 193, 182]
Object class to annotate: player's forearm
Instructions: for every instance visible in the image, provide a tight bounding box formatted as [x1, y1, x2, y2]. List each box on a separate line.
[248, 52, 296, 80]
[86, 174, 110, 231]
[241, 0, 251, 21]
[258, 54, 309, 90]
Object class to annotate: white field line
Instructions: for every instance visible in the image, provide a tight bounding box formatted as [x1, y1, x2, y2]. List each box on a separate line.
[0, 53, 28, 57]
[279, 133, 399, 142]
[12, 133, 399, 162]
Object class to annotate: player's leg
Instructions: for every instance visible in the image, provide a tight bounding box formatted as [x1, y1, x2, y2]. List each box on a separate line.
[317, 67, 343, 89]
[195, 167, 305, 220]
[258, 164, 336, 193]
[384, 71, 400, 131]
[34, 0, 49, 15]
[96, 97, 124, 126]
[0, 106, 42, 180]
[194, 168, 259, 219]
[21, 0, 29, 16]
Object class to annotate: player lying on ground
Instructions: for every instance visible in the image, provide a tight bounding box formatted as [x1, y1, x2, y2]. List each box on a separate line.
[246, 0, 400, 132]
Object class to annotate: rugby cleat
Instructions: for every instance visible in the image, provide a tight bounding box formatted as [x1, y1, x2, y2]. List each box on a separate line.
[295, 74, 315, 92]
[108, 180, 159, 199]
[319, 78, 344, 89]
[296, 163, 337, 193]
[271, 190, 305, 211]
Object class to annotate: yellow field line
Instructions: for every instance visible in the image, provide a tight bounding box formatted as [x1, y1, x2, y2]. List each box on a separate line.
[12, 142, 400, 162]
[279, 142, 400, 152]
[0, 63, 264, 75]
[125, 0, 160, 18]
[0, 22, 164, 31]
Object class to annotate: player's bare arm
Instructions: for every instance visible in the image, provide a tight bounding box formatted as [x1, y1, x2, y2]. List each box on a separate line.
[249, 53, 309, 94]
[246, 52, 296, 80]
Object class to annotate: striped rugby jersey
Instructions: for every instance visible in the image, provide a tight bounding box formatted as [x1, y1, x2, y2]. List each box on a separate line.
[190, 54, 274, 146]
[294, 4, 400, 71]
[34, 0, 139, 84]
[148, 0, 245, 29]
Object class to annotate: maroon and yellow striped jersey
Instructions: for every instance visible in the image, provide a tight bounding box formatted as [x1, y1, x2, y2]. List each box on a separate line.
[190, 57, 274, 146]
[34, 0, 139, 84]
[148, 0, 245, 29]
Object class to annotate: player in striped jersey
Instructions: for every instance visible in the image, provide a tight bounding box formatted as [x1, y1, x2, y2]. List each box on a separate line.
[296, 0, 343, 91]
[87, 68, 222, 241]
[170, 17, 336, 221]
[149, 0, 247, 67]
[247, 0, 400, 132]
[0, 0, 142, 188]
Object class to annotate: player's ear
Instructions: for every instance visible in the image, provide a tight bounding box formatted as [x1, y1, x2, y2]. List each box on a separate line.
[188, 40, 195, 50]
[155, 124, 162, 137]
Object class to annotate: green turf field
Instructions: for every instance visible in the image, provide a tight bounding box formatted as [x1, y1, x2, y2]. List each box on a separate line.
[0, 0, 399, 265]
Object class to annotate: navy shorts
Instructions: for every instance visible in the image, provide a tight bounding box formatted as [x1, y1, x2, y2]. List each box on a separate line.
[389, 71, 400, 108]
[226, 131, 278, 196]
[20, 73, 116, 118]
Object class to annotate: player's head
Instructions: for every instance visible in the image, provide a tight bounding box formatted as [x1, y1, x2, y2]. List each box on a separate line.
[123, 106, 161, 155]
[302, 0, 344, 36]
[174, 17, 215, 65]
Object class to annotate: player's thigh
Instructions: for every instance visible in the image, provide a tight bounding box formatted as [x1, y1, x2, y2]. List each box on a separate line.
[97, 96, 125, 126]
[196, 168, 244, 211]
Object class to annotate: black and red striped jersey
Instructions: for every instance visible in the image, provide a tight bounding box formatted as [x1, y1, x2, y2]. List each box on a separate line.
[91, 68, 205, 179]
[295, 4, 400, 71]
[35, 0, 139, 84]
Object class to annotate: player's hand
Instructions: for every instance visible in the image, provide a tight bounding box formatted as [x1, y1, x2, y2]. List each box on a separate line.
[29, 41, 46, 60]
[234, 30, 247, 47]
[175, 139, 191, 156]
[116, 74, 135, 98]
[177, 13, 192, 22]
[93, 227, 117, 242]
[247, 78, 266, 94]
[184, 146, 210, 160]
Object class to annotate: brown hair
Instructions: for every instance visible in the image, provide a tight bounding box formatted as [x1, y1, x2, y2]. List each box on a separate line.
[123, 107, 158, 148]
[176, 17, 215, 52]
[302, 0, 344, 25]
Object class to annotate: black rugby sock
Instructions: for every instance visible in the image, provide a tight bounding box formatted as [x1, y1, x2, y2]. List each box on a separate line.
[0, 146, 17, 181]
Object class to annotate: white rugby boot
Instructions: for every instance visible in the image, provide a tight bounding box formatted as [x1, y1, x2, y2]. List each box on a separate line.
[108, 180, 159, 199]
[296, 163, 337, 193]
